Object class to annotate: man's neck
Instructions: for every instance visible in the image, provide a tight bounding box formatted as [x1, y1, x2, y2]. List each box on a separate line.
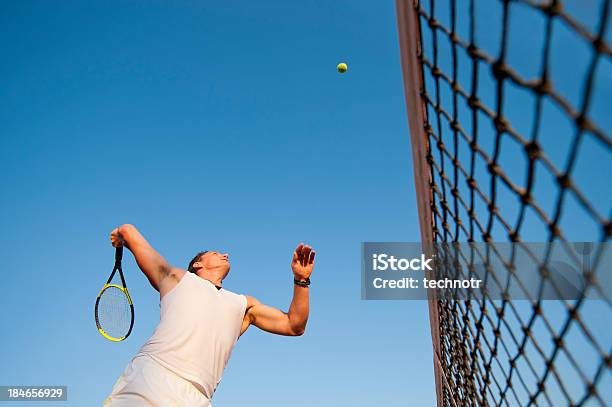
[196, 272, 223, 289]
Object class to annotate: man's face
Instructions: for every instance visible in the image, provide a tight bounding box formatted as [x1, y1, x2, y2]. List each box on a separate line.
[201, 251, 230, 278]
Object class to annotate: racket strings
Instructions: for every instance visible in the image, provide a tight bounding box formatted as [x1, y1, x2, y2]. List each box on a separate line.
[97, 286, 132, 339]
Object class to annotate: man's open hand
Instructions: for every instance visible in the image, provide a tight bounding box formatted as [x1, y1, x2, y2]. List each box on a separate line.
[291, 243, 316, 280]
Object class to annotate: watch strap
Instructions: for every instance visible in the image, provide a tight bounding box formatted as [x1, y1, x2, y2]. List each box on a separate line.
[294, 277, 311, 287]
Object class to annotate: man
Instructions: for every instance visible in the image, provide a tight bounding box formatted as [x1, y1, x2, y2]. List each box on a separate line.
[103, 224, 315, 406]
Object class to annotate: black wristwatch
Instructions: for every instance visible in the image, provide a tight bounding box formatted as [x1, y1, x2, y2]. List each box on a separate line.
[294, 277, 311, 287]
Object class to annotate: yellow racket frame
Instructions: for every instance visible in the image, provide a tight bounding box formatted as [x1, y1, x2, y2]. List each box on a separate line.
[95, 283, 134, 342]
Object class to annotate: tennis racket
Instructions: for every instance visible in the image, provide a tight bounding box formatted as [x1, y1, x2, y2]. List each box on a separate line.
[95, 246, 134, 342]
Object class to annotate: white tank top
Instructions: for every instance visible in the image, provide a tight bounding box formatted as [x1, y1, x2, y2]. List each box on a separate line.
[137, 272, 247, 399]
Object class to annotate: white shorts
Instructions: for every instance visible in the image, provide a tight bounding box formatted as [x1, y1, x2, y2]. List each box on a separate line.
[103, 355, 212, 407]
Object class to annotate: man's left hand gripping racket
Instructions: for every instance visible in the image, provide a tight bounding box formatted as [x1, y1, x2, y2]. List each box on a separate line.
[95, 246, 135, 342]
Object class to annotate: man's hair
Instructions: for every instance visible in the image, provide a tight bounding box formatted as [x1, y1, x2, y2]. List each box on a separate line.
[187, 251, 209, 273]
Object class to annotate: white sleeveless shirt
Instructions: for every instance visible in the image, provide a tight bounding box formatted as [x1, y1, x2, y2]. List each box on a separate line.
[137, 272, 247, 399]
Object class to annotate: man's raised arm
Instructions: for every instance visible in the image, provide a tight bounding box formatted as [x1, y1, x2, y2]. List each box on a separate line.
[110, 224, 172, 292]
[243, 243, 316, 337]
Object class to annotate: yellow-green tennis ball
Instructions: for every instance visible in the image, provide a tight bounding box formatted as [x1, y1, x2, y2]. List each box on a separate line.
[337, 63, 348, 73]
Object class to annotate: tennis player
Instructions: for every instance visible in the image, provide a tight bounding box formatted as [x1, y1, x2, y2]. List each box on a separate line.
[103, 224, 315, 406]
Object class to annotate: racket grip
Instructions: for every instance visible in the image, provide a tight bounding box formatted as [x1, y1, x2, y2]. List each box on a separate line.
[115, 246, 123, 263]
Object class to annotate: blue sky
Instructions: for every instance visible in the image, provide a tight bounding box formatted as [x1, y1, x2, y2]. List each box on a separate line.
[0, 1, 609, 406]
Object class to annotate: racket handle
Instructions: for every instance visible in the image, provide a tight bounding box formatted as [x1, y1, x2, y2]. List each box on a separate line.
[115, 246, 123, 264]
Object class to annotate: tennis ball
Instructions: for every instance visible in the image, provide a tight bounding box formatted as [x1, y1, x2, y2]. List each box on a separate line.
[337, 63, 348, 73]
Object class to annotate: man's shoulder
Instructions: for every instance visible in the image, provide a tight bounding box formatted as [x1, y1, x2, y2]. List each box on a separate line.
[221, 289, 249, 309]
[242, 294, 260, 309]
[222, 287, 246, 299]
